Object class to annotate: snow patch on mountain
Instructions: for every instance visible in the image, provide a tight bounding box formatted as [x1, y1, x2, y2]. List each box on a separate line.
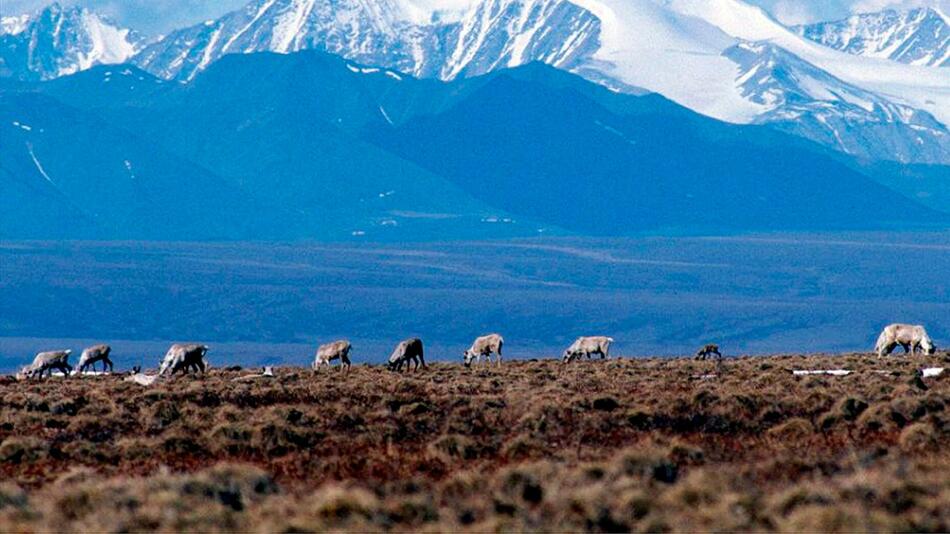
[27, 142, 57, 186]
[1, 14, 31, 35]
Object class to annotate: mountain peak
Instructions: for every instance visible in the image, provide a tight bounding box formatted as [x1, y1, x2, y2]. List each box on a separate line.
[0, 3, 144, 80]
[795, 7, 949, 67]
[132, 0, 600, 81]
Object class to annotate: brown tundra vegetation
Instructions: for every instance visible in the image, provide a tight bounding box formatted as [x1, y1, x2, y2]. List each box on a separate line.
[1, 353, 949, 532]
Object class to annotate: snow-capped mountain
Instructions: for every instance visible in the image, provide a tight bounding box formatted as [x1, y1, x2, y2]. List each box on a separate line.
[126, 0, 950, 164]
[726, 40, 950, 163]
[555, 0, 950, 163]
[0, 3, 143, 81]
[4, 0, 949, 164]
[795, 8, 949, 67]
[133, 0, 600, 82]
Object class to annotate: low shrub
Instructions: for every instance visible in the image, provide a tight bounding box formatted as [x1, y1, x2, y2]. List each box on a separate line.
[0, 436, 48, 463]
[767, 417, 814, 440]
[429, 434, 479, 461]
[898, 423, 938, 452]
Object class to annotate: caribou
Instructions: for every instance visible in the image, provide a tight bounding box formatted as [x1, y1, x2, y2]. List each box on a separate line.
[463, 333, 504, 367]
[695, 343, 722, 361]
[312, 340, 352, 372]
[389, 338, 425, 372]
[17, 350, 73, 380]
[562, 336, 614, 363]
[76, 344, 114, 374]
[875, 324, 935, 357]
[158, 343, 209, 376]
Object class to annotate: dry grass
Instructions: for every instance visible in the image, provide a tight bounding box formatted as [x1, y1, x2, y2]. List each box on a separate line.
[1, 353, 949, 532]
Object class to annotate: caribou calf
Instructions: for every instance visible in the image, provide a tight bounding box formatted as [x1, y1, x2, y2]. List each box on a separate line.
[463, 333, 504, 367]
[77, 344, 114, 374]
[389, 338, 425, 372]
[313, 340, 352, 372]
[158, 344, 209, 376]
[562, 336, 613, 363]
[18, 350, 73, 380]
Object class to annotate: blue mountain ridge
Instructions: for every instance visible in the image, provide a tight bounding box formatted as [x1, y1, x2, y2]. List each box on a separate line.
[1, 49, 946, 240]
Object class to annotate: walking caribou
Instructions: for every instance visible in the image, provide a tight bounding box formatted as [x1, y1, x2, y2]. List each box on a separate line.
[76, 344, 114, 374]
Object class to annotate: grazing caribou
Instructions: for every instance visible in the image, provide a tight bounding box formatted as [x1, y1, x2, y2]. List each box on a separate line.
[695, 343, 722, 361]
[77, 344, 114, 374]
[875, 324, 935, 357]
[158, 344, 209, 376]
[17, 350, 73, 380]
[562, 336, 614, 363]
[463, 333, 504, 367]
[389, 338, 425, 372]
[313, 340, 352, 372]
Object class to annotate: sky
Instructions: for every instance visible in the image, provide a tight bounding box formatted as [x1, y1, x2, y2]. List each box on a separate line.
[3, 0, 949, 36]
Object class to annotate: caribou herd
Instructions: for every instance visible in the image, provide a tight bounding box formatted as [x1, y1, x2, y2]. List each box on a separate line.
[9, 323, 941, 380]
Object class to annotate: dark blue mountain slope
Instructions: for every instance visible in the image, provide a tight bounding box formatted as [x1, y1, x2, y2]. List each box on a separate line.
[3, 50, 945, 239]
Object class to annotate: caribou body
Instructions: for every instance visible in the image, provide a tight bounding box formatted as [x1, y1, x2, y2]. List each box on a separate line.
[562, 336, 614, 363]
[158, 344, 209, 376]
[875, 324, 935, 357]
[463, 333, 504, 367]
[77, 344, 113, 374]
[18, 350, 72, 380]
[312, 340, 352, 372]
[389, 338, 425, 372]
